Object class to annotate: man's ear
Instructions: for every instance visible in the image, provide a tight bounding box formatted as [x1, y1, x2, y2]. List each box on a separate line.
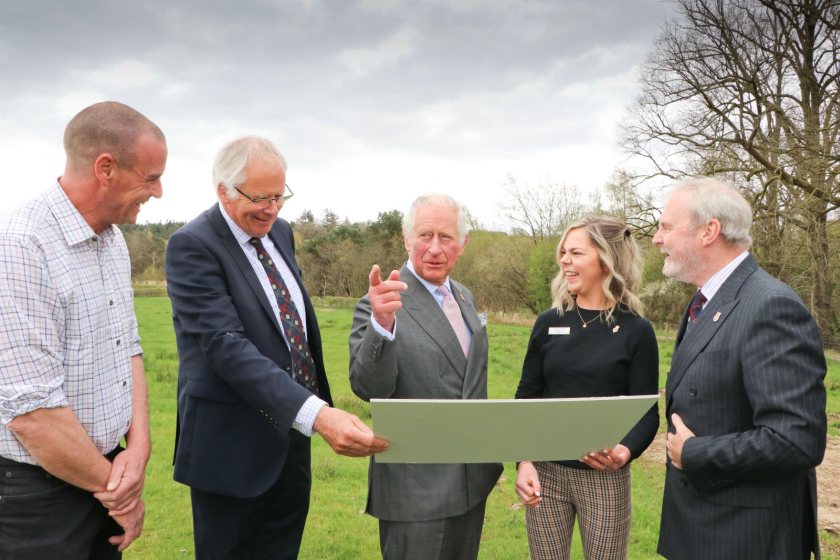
[458, 233, 469, 255]
[94, 153, 117, 183]
[700, 219, 722, 247]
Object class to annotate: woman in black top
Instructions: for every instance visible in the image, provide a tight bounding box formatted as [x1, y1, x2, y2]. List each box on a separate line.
[514, 215, 659, 560]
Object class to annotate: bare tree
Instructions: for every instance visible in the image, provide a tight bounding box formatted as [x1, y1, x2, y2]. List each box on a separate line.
[623, 0, 840, 338]
[499, 175, 585, 243]
[602, 169, 661, 236]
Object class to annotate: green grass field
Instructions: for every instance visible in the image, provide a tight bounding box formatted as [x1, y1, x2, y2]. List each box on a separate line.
[128, 297, 840, 559]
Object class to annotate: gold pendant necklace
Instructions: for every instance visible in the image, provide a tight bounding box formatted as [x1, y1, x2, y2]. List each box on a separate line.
[575, 305, 599, 328]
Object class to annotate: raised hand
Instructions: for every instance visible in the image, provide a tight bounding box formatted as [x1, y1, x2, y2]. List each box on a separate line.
[368, 264, 407, 332]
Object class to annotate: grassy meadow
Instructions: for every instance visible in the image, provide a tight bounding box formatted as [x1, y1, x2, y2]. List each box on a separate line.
[128, 297, 840, 559]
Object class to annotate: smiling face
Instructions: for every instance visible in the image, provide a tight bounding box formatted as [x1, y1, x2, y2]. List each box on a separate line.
[111, 134, 167, 225]
[652, 190, 705, 284]
[218, 157, 287, 238]
[558, 227, 607, 307]
[404, 203, 466, 285]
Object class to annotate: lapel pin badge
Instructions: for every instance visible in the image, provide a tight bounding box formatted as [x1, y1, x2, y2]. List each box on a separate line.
[713, 311, 721, 322]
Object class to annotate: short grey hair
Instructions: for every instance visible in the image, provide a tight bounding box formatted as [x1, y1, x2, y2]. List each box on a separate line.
[402, 193, 470, 244]
[667, 177, 753, 250]
[213, 136, 287, 199]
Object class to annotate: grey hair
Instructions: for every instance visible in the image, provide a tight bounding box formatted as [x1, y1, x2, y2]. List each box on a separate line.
[666, 177, 753, 250]
[63, 101, 165, 171]
[402, 193, 470, 244]
[213, 136, 288, 199]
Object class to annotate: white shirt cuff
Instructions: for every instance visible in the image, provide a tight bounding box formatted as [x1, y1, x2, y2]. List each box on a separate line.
[293, 396, 328, 436]
[370, 313, 396, 341]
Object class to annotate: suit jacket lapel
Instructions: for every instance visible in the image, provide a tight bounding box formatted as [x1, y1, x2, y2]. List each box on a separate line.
[400, 265, 468, 376]
[667, 256, 758, 400]
[209, 205, 282, 333]
[674, 300, 691, 347]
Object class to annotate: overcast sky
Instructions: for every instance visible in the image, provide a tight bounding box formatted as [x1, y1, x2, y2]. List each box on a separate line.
[0, 0, 674, 229]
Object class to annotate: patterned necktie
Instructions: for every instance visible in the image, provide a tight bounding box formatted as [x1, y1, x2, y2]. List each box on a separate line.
[687, 289, 707, 329]
[248, 237, 318, 394]
[437, 285, 470, 357]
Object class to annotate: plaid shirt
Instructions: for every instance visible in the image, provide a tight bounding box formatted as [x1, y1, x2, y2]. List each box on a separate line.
[0, 182, 140, 464]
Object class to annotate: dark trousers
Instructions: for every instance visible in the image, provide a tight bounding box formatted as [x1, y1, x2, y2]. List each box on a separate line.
[0, 456, 122, 560]
[378, 499, 488, 560]
[190, 432, 312, 560]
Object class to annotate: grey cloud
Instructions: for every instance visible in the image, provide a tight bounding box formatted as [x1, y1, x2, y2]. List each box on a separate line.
[0, 0, 675, 221]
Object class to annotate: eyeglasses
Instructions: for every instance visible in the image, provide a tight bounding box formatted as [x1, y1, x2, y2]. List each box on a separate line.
[234, 184, 294, 207]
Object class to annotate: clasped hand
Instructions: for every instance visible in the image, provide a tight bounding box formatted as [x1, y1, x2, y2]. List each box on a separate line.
[94, 447, 149, 551]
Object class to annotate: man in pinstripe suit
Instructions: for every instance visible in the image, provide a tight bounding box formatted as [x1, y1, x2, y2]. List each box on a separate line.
[653, 177, 827, 560]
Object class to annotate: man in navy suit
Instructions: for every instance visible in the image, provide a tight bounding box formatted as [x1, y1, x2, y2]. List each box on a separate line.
[653, 177, 826, 559]
[165, 136, 387, 559]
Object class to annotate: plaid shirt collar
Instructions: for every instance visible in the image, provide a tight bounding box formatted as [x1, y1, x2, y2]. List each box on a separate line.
[47, 180, 118, 247]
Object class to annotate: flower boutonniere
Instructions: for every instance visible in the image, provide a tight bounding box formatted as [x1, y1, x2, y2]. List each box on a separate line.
[477, 311, 488, 327]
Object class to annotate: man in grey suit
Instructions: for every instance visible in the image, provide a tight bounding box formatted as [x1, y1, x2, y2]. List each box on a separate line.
[349, 193, 502, 560]
[653, 177, 827, 559]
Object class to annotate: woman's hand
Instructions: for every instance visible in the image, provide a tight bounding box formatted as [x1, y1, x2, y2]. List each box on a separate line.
[515, 461, 542, 508]
[580, 443, 631, 471]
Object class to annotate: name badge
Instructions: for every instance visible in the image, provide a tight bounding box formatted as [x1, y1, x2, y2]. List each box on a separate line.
[548, 327, 571, 335]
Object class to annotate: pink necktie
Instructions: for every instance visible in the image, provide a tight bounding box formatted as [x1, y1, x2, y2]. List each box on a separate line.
[437, 285, 470, 357]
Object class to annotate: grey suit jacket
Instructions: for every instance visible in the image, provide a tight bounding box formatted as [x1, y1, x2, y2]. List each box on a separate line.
[349, 264, 503, 522]
[658, 255, 827, 560]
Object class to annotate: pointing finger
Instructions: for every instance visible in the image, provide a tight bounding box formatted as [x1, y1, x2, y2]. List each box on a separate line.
[369, 265, 382, 287]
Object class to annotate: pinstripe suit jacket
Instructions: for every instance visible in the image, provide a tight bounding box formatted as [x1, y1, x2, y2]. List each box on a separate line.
[349, 265, 502, 523]
[658, 255, 827, 560]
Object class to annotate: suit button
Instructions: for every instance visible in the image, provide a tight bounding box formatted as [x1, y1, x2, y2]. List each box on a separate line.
[688, 387, 697, 396]
[680, 478, 688, 488]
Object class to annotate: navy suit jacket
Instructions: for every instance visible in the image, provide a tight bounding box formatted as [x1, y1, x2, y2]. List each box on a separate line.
[658, 255, 826, 560]
[166, 205, 332, 499]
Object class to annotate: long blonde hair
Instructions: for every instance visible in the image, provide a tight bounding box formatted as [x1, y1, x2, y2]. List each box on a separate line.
[550, 215, 644, 323]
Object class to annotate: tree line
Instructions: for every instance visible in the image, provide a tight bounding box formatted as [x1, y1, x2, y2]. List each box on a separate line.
[120, 181, 838, 348]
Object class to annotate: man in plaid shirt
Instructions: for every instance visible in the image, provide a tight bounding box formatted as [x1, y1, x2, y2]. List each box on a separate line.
[0, 101, 166, 559]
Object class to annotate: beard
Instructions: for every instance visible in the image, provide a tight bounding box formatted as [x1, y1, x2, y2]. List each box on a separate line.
[661, 247, 703, 284]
